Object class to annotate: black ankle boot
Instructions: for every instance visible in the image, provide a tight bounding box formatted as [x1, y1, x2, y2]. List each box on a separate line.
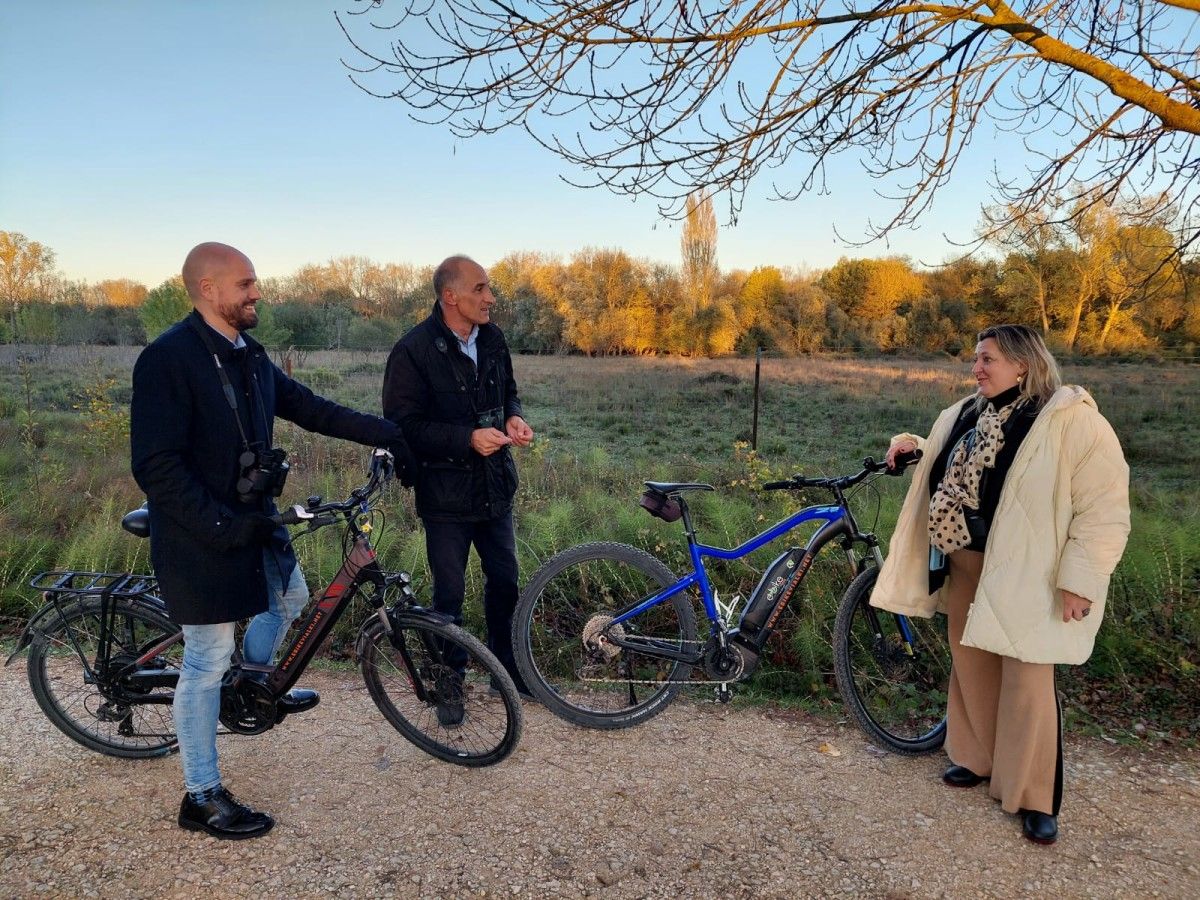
[942, 765, 987, 788]
[1021, 810, 1058, 845]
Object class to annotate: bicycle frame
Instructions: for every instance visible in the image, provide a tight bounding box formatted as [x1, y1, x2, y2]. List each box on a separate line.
[605, 495, 887, 665]
[125, 530, 395, 697]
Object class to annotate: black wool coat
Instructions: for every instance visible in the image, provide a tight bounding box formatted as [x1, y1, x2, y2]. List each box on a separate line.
[382, 303, 523, 523]
[131, 312, 400, 625]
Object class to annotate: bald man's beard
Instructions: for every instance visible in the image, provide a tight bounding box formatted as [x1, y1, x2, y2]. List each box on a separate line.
[220, 301, 259, 332]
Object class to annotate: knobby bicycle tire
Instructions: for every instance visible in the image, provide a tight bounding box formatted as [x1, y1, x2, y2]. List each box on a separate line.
[359, 612, 522, 767]
[833, 566, 949, 754]
[26, 595, 181, 759]
[512, 541, 698, 730]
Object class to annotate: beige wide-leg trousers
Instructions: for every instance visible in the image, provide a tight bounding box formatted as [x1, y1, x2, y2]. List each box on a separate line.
[944, 550, 1062, 815]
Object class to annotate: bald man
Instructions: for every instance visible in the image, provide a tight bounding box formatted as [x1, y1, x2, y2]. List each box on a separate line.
[131, 242, 409, 839]
[383, 256, 534, 722]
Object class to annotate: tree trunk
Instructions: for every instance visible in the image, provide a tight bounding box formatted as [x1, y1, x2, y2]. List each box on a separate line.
[1097, 302, 1121, 350]
[1063, 298, 1085, 349]
[1036, 281, 1050, 334]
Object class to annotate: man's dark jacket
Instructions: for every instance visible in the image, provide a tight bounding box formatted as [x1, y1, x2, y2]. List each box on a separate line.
[382, 303, 522, 523]
[131, 311, 400, 625]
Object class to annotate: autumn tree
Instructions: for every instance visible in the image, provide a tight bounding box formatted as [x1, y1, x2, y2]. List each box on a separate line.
[93, 278, 149, 308]
[737, 266, 830, 352]
[819, 257, 926, 320]
[681, 191, 718, 314]
[0, 231, 55, 337]
[1091, 217, 1184, 350]
[489, 251, 568, 352]
[340, 1, 1200, 250]
[986, 193, 1188, 349]
[551, 248, 658, 355]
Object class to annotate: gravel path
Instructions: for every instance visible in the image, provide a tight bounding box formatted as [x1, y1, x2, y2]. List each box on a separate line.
[2, 663, 1197, 899]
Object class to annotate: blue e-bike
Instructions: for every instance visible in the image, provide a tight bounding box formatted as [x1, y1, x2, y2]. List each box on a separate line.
[512, 453, 950, 754]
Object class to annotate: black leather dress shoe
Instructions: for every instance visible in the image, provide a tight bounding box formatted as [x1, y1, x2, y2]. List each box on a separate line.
[942, 765, 988, 788]
[435, 671, 465, 728]
[178, 788, 274, 840]
[1021, 810, 1058, 845]
[436, 698, 465, 728]
[276, 688, 320, 715]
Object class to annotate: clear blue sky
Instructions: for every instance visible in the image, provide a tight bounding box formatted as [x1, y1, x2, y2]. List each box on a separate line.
[1, 2, 998, 288]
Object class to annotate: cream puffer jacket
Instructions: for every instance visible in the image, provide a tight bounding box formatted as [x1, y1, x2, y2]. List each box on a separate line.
[870, 385, 1130, 665]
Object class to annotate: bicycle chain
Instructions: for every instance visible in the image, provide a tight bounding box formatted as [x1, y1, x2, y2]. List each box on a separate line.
[575, 637, 711, 685]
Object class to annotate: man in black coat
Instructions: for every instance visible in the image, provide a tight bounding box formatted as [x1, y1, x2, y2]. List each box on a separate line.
[382, 256, 534, 717]
[131, 242, 407, 840]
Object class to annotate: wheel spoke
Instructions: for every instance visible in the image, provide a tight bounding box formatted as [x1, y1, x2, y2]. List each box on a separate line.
[514, 542, 697, 728]
[361, 615, 521, 767]
[28, 599, 180, 757]
[835, 568, 949, 754]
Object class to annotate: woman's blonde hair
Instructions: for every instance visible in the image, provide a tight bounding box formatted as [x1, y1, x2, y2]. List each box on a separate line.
[975, 324, 1062, 408]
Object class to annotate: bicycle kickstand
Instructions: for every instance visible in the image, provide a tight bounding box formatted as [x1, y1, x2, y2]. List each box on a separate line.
[715, 683, 733, 704]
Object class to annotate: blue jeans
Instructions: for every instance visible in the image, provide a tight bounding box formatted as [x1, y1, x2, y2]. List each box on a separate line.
[173, 552, 309, 794]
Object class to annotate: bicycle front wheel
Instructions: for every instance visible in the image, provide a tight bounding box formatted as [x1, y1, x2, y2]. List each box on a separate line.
[834, 566, 950, 754]
[513, 542, 697, 730]
[27, 596, 181, 758]
[359, 612, 522, 767]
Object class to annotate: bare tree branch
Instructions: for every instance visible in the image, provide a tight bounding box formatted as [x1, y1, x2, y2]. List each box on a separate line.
[338, 1, 1200, 249]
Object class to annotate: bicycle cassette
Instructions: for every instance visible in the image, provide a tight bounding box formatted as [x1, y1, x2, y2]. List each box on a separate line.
[581, 615, 625, 661]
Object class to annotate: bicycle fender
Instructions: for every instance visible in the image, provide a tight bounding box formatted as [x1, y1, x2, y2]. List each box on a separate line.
[4, 600, 78, 666]
[390, 605, 454, 627]
[353, 605, 455, 659]
[4, 593, 169, 666]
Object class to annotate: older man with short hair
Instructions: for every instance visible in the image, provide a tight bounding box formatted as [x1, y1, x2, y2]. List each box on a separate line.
[383, 256, 534, 722]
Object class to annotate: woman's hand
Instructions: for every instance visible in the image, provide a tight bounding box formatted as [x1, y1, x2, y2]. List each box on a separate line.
[1062, 589, 1093, 623]
[886, 439, 919, 470]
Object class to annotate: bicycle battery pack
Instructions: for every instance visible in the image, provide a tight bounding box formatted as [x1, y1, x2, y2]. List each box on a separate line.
[737, 547, 806, 641]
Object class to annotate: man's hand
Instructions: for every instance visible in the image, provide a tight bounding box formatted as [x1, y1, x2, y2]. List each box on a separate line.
[228, 513, 278, 548]
[471, 427, 513, 456]
[506, 415, 534, 447]
[387, 439, 418, 488]
[1062, 589, 1093, 623]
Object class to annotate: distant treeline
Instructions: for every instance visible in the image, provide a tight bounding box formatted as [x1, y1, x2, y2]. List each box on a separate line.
[4, 239, 1198, 359]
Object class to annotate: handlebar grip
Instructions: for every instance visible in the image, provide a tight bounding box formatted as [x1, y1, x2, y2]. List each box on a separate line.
[274, 505, 313, 526]
[761, 480, 795, 491]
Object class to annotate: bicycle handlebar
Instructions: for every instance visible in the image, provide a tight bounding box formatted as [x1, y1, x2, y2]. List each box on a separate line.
[271, 448, 395, 528]
[761, 450, 922, 494]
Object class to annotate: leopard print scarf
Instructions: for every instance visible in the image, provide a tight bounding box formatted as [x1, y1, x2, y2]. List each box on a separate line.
[928, 398, 1022, 554]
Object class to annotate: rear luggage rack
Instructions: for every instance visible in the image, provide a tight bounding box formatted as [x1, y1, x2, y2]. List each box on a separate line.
[30, 570, 159, 598]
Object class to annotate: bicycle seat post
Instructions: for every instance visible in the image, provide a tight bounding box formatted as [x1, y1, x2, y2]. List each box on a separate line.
[678, 496, 699, 545]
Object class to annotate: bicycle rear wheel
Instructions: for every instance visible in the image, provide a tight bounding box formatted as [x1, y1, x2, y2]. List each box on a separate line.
[26, 596, 181, 758]
[359, 612, 522, 767]
[834, 566, 950, 754]
[513, 542, 697, 729]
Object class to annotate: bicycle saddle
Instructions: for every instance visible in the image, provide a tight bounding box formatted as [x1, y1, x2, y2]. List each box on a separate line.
[121, 505, 150, 539]
[643, 481, 715, 494]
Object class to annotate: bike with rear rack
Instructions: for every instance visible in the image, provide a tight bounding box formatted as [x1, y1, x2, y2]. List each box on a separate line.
[512, 452, 950, 754]
[7, 449, 522, 767]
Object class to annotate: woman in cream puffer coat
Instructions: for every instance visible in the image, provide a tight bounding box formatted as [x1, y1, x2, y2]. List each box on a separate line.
[872, 324, 1129, 846]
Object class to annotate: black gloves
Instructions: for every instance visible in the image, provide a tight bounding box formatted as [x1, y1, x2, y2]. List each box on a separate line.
[226, 512, 279, 548]
[388, 439, 418, 489]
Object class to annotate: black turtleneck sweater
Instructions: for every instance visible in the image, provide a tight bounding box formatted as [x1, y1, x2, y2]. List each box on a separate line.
[927, 384, 1042, 550]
